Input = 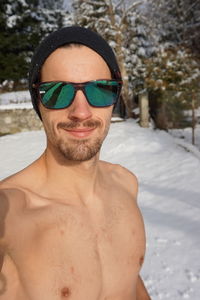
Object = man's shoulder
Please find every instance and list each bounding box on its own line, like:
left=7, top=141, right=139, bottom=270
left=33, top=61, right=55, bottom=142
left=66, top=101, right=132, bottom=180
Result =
left=0, top=161, right=36, bottom=195
left=101, top=160, right=138, bottom=180
left=0, top=156, right=40, bottom=193
left=0, top=175, right=27, bottom=209
left=115, top=163, right=138, bottom=180
left=100, top=161, right=138, bottom=196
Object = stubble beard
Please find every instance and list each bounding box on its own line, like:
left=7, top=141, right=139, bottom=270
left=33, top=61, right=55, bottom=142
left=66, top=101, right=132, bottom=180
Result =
left=49, top=119, right=110, bottom=162
left=57, top=136, right=103, bottom=161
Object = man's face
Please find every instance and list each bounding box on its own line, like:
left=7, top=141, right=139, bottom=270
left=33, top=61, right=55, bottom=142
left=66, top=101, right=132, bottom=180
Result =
left=39, top=45, right=113, bottom=162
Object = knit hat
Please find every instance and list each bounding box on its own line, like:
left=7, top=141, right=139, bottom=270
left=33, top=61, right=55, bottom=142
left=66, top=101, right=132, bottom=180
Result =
left=28, top=26, right=122, bottom=119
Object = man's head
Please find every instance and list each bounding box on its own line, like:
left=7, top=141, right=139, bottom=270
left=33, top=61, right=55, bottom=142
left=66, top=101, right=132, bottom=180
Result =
left=28, top=26, right=122, bottom=162
left=29, top=26, right=122, bottom=119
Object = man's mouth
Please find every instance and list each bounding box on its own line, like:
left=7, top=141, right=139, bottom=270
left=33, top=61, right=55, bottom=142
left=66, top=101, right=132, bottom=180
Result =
left=63, top=127, right=96, bottom=138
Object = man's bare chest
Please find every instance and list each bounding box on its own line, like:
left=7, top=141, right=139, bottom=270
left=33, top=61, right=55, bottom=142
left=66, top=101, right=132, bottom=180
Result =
left=7, top=193, right=145, bottom=298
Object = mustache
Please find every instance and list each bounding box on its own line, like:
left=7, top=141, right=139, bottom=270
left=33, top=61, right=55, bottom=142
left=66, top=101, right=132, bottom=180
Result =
left=57, top=119, right=102, bottom=130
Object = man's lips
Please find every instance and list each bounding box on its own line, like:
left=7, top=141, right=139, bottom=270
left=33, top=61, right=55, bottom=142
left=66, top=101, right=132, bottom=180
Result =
left=63, top=127, right=96, bottom=138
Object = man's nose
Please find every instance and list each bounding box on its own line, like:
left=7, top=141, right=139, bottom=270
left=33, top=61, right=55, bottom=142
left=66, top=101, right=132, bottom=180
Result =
left=67, top=90, right=92, bottom=121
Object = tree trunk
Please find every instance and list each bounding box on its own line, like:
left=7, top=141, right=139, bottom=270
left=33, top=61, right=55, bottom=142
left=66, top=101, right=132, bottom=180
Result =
left=107, top=0, right=133, bottom=117
left=139, top=92, right=149, bottom=128
left=191, top=93, right=196, bottom=145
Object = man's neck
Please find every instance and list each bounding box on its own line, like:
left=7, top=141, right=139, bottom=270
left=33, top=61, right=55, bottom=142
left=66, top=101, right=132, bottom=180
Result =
left=36, top=147, right=101, bottom=205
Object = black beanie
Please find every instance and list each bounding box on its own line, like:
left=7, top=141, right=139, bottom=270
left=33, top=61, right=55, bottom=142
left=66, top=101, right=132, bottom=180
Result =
left=29, top=26, right=122, bottom=119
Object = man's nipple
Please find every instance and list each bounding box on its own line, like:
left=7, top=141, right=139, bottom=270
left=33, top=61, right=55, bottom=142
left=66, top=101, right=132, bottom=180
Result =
left=61, top=287, right=71, bottom=298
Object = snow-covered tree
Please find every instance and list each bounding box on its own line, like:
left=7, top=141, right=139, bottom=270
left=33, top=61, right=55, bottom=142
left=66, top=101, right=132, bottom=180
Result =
left=143, top=45, right=200, bottom=130
left=145, top=47, right=199, bottom=92
left=0, top=0, right=41, bottom=84
left=139, top=0, right=200, bottom=131
left=72, top=0, right=156, bottom=118
left=147, top=0, right=200, bottom=57
left=0, top=0, right=69, bottom=86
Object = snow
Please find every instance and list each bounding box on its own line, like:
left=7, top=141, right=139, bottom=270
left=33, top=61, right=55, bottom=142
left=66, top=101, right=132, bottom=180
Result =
left=174, top=137, right=200, bottom=159
left=7, top=15, right=18, bottom=28
left=0, top=103, right=32, bottom=110
left=0, top=90, right=32, bottom=109
left=183, top=107, right=200, bottom=118
left=0, top=90, right=31, bottom=105
left=169, top=125, right=200, bottom=150
left=0, top=119, right=200, bottom=299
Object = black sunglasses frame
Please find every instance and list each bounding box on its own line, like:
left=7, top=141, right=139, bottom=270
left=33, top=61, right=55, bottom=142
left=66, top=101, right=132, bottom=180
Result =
left=32, top=79, right=123, bottom=109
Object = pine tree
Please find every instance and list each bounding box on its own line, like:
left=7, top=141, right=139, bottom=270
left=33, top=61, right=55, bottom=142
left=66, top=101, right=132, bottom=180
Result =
left=0, top=0, right=68, bottom=87
left=0, top=0, right=41, bottom=85
left=144, top=45, right=200, bottom=130
left=147, top=0, right=200, bottom=57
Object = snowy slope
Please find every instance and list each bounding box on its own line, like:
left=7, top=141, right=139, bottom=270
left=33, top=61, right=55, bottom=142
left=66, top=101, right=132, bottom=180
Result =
left=0, top=120, right=200, bottom=299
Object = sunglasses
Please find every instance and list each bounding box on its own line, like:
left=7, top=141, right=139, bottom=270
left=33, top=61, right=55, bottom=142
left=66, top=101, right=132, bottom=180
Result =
left=33, top=79, right=122, bottom=109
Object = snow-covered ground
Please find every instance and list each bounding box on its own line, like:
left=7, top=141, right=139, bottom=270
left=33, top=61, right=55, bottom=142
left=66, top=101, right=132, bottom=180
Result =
left=169, top=125, right=200, bottom=150
left=0, top=120, right=200, bottom=300
left=0, top=90, right=30, bottom=105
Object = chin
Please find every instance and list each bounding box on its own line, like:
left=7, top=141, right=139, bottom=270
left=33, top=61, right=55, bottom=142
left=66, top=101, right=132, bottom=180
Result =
left=56, top=135, right=103, bottom=162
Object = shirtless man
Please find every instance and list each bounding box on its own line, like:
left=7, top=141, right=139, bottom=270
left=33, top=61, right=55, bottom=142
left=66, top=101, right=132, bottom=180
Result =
left=0, top=26, right=151, bottom=300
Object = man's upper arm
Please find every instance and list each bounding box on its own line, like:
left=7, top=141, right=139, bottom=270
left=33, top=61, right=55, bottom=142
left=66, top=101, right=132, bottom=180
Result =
left=136, top=275, right=151, bottom=300
left=0, top=190, right=10, bottom=271
left=116, top=167, right=150, bottom=298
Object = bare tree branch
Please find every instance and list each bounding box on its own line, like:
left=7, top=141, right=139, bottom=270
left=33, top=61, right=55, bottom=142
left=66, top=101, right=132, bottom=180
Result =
left=115, top=0, right=125, bottom=10
left=119, top=0, right=142, bottom=26
left=183, top=0, right=199, bottom=19
left=126, top=0, right=143, bottom=14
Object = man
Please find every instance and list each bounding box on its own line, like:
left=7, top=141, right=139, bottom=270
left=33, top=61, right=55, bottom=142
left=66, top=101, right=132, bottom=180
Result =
left=0, top=26, right=151, bottom=299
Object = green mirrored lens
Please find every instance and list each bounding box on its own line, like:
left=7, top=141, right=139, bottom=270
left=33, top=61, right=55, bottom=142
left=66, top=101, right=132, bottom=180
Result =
left=39, top=82, right=74, bottom=109
left=85, top=80, right=120, bottom=107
